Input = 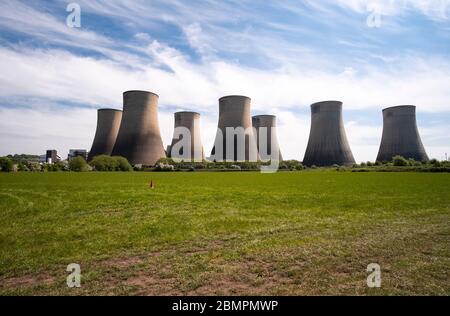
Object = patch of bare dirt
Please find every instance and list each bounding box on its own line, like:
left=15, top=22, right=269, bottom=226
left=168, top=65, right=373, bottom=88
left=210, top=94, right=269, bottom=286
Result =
left=99, top=254, right=148, bottom=269
left=123, top=272, right=179, bottom=296
left=0, top=273, right=55, bottom=289
left=188, top=259, right=294, bottom=296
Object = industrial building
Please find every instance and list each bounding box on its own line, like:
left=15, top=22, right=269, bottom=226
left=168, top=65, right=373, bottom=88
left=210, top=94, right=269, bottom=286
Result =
left=88, top=109, right=122, bottom=161
left=303, top=101, right=355, bottom=166
left=376, top=105, right=429, bottom=162
left=68, top=149, right=88, bottom=161
left=112, top=91, right=166, bottom=166
left=252, top=115, right=283, bottom=161
left=169, top=111, right=204, bottom=162
left=45, top=150, right=61, bottom=164
left=210, top=95, right=259, bottom=162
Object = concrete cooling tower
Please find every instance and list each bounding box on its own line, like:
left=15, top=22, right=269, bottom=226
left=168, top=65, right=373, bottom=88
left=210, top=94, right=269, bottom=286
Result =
left=169, top=111, right=204, bottom=162
left=111, top=91, right=166, bottom=165
left=210, top=96, right=259, bottom=162
left=376, top=105, right=429, bottom=162
left=252, top=115, right=283, bottom=161
left=87, top=109, right=122, bottom=161
left=303, top=101, right=355, bottom=166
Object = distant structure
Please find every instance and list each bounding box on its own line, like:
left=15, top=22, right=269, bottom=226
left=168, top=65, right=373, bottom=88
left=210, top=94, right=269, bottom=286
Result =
left=303, top=101, right=355, bottom=166
left=88, top=109, right=122, bottom=161
left=169, top=111, right=204, bottom=162
left=112, top=91, right=166, bottom=166
left=210, top=96, right=259, bottom=162
left=68, top=149, right=88, bottom=161
left=376, top=105, right=429, bottom=162
left=166, top=145, right=172, bottom=157
left=45, top=150, right=61, bottom=164
left=252, top=115, right=283, bottom=161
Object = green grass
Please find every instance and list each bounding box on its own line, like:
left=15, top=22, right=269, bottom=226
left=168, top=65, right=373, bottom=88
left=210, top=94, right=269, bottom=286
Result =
left=0, top=171, right=449, bottom=295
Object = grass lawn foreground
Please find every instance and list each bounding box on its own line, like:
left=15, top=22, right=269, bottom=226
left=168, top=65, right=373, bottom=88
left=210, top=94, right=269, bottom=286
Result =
left=0, top=171, right=449, bottom=295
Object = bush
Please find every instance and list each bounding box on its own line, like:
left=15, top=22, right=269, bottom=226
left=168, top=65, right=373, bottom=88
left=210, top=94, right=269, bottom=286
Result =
left=393, top=155, right=409, bottom=167
left=43, top=162, right=68, bottom=172
left=0, top=157, right=14, bottom=172
left=429, top=159, right=442, bottom=167
left=56, top=161, right=69, bottom=171
left=282, top=160, right=303, bottom=170
left=113, top=156, right=133, bottom=171
left=157, top=157, right=176, bottom=165
left=154, top=163, right=175, bottom=171
left=17, top=162, right=29, bottom=172
left=28, top=162, right=42, bottom=172
left=90, top=155, right=132, bottom=171
left=90, top=155, right=117, bottom=171
left=69, top=156, right=90, bottom=172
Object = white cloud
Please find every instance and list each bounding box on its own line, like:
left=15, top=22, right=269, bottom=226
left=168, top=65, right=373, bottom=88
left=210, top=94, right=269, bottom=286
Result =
left=183, top=23, right=216, bottom=57
left=2, top=44, right=450, bottom=112
left=332, top=0, right=450, bottom=20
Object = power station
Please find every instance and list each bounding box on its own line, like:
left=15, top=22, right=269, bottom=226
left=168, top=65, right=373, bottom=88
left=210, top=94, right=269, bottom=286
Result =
left=169, top=111, right=204, bottom=162
left=303, top=101, right=355, bottom=166
left=210, top=96, right=259, bottom=162
left=80, top=91, right=434, bottom=166
left=111, top=91, right=166, bottom=166
left=88, top=109, right=122, bottom=161
left=376, top=105, right=429, bottom=162
left=252, top=115, right=283, bottom=161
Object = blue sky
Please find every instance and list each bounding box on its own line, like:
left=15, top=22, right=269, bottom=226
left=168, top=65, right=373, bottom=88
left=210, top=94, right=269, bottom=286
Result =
left=0, top=0, right=449, bottom=161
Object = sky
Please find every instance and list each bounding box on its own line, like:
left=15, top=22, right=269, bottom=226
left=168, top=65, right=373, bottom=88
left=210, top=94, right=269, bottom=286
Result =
left=0, top=0, right=449, bottom=161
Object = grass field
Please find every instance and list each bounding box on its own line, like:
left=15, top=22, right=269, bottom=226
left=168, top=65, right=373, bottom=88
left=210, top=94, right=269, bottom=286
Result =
left=0, top=171, right=449, bottom=295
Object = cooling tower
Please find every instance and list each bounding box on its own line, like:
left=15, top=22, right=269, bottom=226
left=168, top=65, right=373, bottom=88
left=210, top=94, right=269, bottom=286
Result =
left=169, top=111, right=204, bottom=162
left=303, top=101, right=355, bottom=166
left=210, top=95, right=259, bottom=162
left=376, top=105, right=429, bottom=162
left=111, top=91, right=166, bottom=165
left=87, top=109, right=122, bottom=161
left=252, top=115, right=283, bottom=161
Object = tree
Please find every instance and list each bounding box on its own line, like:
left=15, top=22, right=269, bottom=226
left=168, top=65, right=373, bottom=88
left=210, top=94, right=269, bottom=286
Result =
left=393, top=155, right=408, bottom=167
left=17, top=162, right=29, bottom=172
left=0, top=157, right=14, bottom=172
left=408, top=158, right=421, bottom=167
left=429, top=159, right=442, bottom=167
left=69, top=156, right=89, bottom=172
left=90, top=155, right=116, bottom=171
left=28, top=162, right=42, bottom=172
left=156, top=157, right=176, bottom=165
left=90, top=155, right=132, bottom=171
left=112, top=156, right=133, bottom=171
left=281, top=160, right=303, bottom=171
